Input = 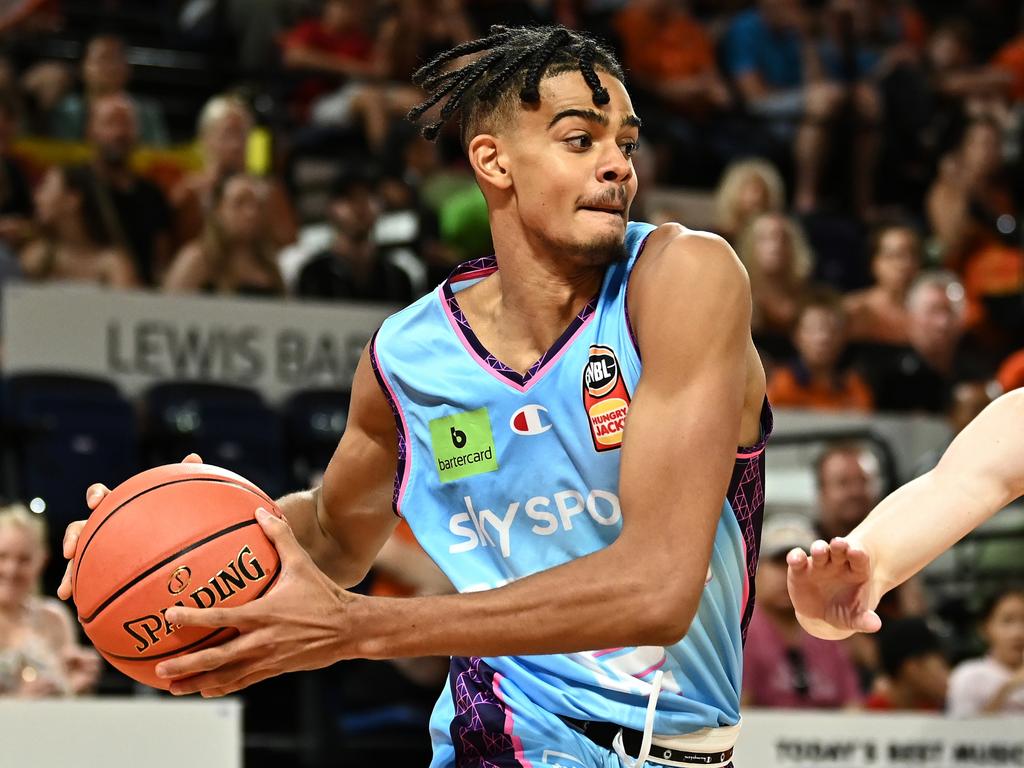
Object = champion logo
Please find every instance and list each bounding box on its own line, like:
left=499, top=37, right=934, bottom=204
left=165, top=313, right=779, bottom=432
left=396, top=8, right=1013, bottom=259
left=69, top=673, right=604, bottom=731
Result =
left=509, top=404, right=552, bottom=436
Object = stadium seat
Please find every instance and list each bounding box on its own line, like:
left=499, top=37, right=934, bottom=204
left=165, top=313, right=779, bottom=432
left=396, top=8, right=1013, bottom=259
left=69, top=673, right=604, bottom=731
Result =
left=141, top=382, right=289, bottom=499
left=281, top=388, right=350, bottom=488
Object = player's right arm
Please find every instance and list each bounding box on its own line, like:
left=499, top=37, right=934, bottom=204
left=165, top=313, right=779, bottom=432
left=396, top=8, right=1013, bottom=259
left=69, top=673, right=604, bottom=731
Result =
left=58, top=344, right=399, bottom=599
left=788, top=389, right=1024, bottom=639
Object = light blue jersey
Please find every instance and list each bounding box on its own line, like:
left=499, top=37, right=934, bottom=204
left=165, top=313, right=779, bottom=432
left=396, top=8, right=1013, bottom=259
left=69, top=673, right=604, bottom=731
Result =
left=370, top=221, right=771, bottom=762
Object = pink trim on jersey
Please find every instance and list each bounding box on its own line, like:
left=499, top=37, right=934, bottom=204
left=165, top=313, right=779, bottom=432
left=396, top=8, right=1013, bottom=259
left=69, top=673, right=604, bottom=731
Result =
left=439, top=284, right=597, bottom=394
left=493, top=672, right=534, bottom=768
left=370, top=343, right=412, bottom=517
left=591, top=647, right=625, bottom=658
left=450, top=267, right=497, bottom=284
left=635, top=657, right=667, bottom=680
left=740, top=535, right=751, bottom=616
left=736, top=446, right=766, bottom=459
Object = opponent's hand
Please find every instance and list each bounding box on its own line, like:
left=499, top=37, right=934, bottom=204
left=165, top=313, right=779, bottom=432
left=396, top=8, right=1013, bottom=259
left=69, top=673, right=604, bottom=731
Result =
left=58, top=454, right=204, bottom=600
left=155, top=508, right=358, bottom=697
left=786, top=537, right=883, bottom=641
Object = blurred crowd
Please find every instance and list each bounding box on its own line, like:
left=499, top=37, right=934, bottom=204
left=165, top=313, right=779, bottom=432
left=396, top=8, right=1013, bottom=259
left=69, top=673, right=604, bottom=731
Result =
left=0, top=0, right=1021, bottom=732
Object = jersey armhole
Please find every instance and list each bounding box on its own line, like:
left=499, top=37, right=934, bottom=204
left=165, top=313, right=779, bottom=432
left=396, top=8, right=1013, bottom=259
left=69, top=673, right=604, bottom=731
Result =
left=623, top=228, right=657, bottom=360
left=368, top=329, right=410, bottom=518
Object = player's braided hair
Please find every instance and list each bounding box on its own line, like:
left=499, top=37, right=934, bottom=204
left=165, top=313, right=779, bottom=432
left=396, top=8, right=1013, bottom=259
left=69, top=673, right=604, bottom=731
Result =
left=407, top=25, right=624, bottom=145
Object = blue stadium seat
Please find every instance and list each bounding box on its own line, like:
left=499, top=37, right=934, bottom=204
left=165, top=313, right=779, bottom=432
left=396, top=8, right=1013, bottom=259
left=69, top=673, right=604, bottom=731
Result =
left=141, top=382, right=288, bottom=499
left=281, top=388, right=350, bottom=488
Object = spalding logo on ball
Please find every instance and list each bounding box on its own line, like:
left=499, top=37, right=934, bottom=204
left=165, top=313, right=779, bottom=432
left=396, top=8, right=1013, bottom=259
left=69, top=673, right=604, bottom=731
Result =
left=72, top=463, right=282, bottom=690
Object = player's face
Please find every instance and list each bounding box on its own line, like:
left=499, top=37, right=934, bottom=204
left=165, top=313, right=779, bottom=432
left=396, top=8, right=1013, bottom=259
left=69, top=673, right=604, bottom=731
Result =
left=0, top=526, right=43, bottom=607
left=984, top=594, right=1024, bottom=665
left=505, top=70, right=640, bottom=267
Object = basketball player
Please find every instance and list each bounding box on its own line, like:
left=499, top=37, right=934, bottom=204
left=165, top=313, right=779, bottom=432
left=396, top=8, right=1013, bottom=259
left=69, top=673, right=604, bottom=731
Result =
left=59, top=26, right=770, bottom=767
left=787, top=389, right=1024, bottom=641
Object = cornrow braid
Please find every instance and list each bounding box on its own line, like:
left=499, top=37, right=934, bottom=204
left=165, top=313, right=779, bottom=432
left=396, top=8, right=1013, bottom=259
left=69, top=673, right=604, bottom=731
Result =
left=406, top=25, right=625, bottom=146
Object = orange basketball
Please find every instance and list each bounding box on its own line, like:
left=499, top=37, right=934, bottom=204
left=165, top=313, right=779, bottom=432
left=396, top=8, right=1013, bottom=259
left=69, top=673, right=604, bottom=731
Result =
left=72, top=463, right=282, bottom=689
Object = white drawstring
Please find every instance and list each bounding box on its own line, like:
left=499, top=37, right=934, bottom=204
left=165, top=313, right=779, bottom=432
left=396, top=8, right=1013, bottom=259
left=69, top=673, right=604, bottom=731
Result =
left=613, top=669, right=664, bottom=768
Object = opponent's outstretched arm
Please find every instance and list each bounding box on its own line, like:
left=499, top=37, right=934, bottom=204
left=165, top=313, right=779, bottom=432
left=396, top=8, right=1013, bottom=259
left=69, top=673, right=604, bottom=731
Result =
left=788, top=389, right=1024, bottom=640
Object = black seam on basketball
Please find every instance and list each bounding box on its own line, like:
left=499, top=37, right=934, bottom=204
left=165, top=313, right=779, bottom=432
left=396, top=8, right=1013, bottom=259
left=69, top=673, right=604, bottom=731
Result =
left=80, top=519, right=260, bottom=624
left=102, top=566, right=281, bottom=661
left=74, top=477, right=275, bottom=590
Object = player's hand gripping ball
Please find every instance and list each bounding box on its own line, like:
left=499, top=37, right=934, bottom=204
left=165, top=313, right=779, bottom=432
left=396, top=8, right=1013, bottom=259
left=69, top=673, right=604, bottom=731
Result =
left=72, top=463, right=282, bottom=689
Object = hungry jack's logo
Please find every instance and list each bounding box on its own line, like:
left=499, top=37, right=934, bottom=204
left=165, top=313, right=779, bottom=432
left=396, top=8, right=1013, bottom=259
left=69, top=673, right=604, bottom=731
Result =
left=582, top=345, right=630, bottom=452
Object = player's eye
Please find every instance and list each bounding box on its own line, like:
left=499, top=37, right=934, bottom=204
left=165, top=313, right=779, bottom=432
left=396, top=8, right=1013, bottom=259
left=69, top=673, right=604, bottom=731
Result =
left=620, top=140, right=640, bottom=158
left=565, top=134, right=593, bottom=150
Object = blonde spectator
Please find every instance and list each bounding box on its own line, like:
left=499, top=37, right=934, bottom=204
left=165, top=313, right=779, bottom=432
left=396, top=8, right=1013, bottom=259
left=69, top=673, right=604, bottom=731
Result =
left=164, top=173, right=285, bottom=297
left=19, top=165, right=137, bottom=288
left=737, top=212, right=814, bottom=338
left=714, top=158, right=785, bottom=243
left=171, top=94, right=297, bottom=249
left=0, top=504, right=100, bottom=697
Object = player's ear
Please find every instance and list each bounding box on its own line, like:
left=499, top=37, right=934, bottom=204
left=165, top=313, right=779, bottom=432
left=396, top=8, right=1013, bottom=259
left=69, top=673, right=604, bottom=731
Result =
left=467, top=134, right=512, bottom=191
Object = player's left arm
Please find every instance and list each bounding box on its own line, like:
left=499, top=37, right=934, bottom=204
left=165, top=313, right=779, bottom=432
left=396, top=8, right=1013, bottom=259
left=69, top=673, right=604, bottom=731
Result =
left=155, top=228, right=755, bottom=695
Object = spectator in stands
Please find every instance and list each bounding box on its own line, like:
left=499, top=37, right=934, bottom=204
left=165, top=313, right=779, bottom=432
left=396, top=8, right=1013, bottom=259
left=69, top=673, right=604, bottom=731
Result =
left=768, top=289, right=874, bottom=411
left=163, top=173, right=284, bottom=297
left=743, top=514, right=862, bottom=709
left=843, top=221, right=923, bottom=346
left=383, top=0, right=474, bottom=83
left=997, top=348, right=1024, bottom=392
left=713, top=158, right=786, bottom=245
left=0, top=91, right=33, bottom=251
left=947, top=588, right=1024, bottom=716
left=913, top=380, right=996, bottom=476
left=866, top=618, right=949, bottom=711
left=82, top=94, right=174, bottom=286
left=49, top=34, right=169, bottom=146
left=723, top=0, right=879, bottom=214
left=813, top=441, right=879, bottom=543
left=612, top=0, right=732, bottom=183
left=295, top=168, right=414, bottom=303
left=859, top=272, right=968, bottom=414
left=280, top=0, right=422, bottom=152
left=0, top=503, right=100, bottom=697
left=927, top=117, right=1024, bottom=338
left=19, top=165, right=136, bottom=288
left=737, top=212, right=814, bottom=354
left=171, top=94, right=297, bottom=249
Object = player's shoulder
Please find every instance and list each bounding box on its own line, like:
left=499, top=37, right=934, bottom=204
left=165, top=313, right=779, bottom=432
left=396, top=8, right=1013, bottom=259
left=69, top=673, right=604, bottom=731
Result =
left=376, top=285, right=442, bottom=344
left=632, top=221, right=747, bottom=291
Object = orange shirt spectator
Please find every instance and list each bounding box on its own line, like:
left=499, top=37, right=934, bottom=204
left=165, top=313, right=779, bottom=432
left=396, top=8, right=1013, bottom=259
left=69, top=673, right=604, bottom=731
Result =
left=997, top=349, right=1024, bottom=392
left=768, top=364, right=875, bottom=412
left=614, top=3, right=715, bottom=82
left=992, top=35, right=1024, bottom=101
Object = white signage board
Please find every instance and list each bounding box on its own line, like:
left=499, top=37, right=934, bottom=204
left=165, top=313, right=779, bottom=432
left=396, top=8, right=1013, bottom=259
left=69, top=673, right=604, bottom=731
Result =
left=2, top=284, right=397, bottom=402
left=736, top=710, right=1024, bottom=768
left=0, top=697, right=241, bottom=768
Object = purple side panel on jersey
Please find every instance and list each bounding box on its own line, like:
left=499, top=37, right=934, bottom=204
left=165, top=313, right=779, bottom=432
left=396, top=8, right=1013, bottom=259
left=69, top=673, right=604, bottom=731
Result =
left=449, top=656, right=524, bottom=768
left=369, top=331, right=409, bottom=517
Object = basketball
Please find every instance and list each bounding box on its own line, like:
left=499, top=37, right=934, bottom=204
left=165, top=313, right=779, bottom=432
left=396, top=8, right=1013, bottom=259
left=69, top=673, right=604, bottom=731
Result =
left=72, top=463, right=282, bottom=690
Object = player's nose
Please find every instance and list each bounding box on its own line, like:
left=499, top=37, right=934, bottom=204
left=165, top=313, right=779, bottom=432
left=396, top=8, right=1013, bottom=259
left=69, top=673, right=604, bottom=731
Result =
left=596, top=143, right=631, bottom=184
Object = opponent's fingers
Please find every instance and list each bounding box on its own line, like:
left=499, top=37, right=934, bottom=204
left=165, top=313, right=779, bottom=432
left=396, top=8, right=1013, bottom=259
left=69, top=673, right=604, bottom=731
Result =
left=85, top=484, right=110, bottom=510
left=164, top=603, right=258, bottom=631
left=828, top=537, right=850, bottom=568
left=809, top=539, right=832, bottom=567
left=851, top=610, right=882, bottom=634
left=62, top=521, right=86, bottom=558
left=182, top=453, right=203, bottom=464
left=845, top=544, right=872, bottom=575
left=156, top=631, right=260, bottom=680
left=57, top=559, right=74, bottom=601
left=786, top=547, right=809, bottom=570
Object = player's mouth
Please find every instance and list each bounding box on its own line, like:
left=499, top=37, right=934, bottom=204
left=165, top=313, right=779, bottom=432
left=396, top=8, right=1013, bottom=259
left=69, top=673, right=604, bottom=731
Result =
left=578, top=206, right=625, bottom=218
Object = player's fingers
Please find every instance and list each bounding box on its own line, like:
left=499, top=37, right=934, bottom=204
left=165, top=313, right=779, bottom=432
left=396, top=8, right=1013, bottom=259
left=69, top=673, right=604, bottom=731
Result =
left=57, top=559, right=74, bottom=601
left=62, top=521, right=86, bottom=558
left=156, top=632, right=260, bottom=681
left=85, top=484, right=110, bottom=510
left=254, top=507, right=302, bottom=560
left=200, top=668, right=273, bottom=698
left=168, top=661, right=254, bottom=696
left=182, top=453, right=203, bottom=464
left=164, top=603, right=257, bottom=631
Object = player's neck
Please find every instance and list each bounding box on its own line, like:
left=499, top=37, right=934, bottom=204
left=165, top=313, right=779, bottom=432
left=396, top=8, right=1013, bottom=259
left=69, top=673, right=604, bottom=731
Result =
left=457, top=247, right=604, bottom=375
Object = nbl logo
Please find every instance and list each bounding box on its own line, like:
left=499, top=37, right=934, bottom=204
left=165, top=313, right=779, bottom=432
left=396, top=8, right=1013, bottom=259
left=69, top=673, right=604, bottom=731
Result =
left=581, top=345, right=631, bottom=452
left=583, top=348, right=618, bottom=398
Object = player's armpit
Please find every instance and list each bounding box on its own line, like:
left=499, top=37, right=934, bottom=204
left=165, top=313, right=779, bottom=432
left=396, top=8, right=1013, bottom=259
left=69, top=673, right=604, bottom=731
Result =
left=616, top=227, right=754, bottom=640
